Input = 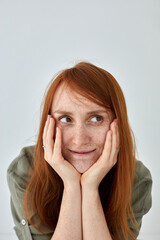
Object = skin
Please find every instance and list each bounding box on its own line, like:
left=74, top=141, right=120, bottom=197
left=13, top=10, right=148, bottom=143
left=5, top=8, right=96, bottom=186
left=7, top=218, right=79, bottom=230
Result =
left=43, top=82, right=120, bottom=189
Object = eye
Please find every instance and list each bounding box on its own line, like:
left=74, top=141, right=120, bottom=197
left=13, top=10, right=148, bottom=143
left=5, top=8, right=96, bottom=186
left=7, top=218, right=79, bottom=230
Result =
left=59, top=116, right=71, bottom=123
left=90, top=115, right=103, bottom=122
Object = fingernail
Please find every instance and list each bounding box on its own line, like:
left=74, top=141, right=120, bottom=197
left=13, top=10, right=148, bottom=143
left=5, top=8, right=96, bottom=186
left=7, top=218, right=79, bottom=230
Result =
left=47, top=115, right=50, bottom=121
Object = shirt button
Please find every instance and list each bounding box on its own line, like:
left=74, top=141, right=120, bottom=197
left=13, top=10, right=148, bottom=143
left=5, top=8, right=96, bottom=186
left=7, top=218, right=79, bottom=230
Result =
left=21, top=219, right=26, bottom=225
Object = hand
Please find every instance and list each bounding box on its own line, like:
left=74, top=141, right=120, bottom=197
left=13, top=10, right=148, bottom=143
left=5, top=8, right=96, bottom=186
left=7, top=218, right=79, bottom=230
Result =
left=81, top=118, right=120, bottom=190
left=42, top=115, right=81, bottom=187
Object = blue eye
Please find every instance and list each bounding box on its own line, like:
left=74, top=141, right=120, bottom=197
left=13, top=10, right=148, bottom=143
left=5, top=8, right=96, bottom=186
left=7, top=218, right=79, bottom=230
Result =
left=59, top=116, right=71, bottom=123
left=91, top=116, right=103, bottom=122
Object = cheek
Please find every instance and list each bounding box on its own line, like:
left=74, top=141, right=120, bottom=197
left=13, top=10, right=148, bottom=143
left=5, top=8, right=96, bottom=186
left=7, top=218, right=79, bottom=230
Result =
left=90, top=123, right=110, bottom=150
left=95, top=128, right=108, bottom=150
left=59, top=127, right=70, bottom=147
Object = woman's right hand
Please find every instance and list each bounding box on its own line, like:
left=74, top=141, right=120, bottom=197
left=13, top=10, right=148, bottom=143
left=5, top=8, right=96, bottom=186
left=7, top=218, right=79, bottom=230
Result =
left=42, top=115, right=81, bottom=188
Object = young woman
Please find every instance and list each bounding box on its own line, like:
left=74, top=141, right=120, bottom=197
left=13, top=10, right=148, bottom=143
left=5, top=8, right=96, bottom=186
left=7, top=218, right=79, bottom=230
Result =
left=7, top=61, right=152, bottom=240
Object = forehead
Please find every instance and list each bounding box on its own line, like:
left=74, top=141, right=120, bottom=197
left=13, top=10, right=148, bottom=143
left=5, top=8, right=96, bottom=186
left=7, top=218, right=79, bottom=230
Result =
left=51, top=82, right=106, bottom=112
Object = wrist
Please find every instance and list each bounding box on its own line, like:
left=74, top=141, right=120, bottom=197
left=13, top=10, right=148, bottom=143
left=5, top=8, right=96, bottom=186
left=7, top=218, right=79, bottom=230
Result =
left=82, top=184, right=100, bottom=203
left=64, top=181, right=81, bottom=191
left=81, top=175, right=100, bottom=191
left=81, top=182, right=99, bottom=193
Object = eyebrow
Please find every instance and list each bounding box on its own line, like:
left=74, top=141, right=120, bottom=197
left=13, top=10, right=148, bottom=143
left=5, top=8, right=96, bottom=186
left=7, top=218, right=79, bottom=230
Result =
left=53, top=110, right=108, bottom=115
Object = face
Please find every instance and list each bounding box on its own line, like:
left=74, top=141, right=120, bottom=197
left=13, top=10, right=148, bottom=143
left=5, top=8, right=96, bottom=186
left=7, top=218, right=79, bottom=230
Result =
left=51, top=83, right=114, bottom=174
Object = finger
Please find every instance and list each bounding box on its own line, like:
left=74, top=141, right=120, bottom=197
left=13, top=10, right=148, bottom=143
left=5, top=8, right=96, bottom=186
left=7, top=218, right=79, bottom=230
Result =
left=53, top=127, right=62, bottom=161
left=113, top=120, right=120, bottom=151
left=46, top=117, right=55, bottom=156
left=101, top=130, right=112, bottom=162
left=42, top=115, right=50, bottom=144
left=47, top=117, right=55, bottom=144
left=110, top=123, right=118, bottom=161
left=111, top=118, right=120, bottom=150
left=116, top=125, right=120, bottom=149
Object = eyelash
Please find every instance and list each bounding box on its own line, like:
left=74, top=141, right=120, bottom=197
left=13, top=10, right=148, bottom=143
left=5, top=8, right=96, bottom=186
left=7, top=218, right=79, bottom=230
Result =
left=58, top=115, right=104, bottom=124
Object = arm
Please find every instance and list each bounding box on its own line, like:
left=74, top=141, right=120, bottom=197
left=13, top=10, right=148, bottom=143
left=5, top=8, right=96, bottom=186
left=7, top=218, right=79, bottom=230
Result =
left=80, top=120, right=119, bottom=240
left=43, top=117, right=83, bottom=239
left=82, top=184, right=112, bottom=240
left=51, top=182, right=82, bottom=240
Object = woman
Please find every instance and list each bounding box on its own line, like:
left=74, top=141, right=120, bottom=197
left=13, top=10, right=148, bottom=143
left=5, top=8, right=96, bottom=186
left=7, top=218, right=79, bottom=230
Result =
left=7, top=61, right=152, bottom=240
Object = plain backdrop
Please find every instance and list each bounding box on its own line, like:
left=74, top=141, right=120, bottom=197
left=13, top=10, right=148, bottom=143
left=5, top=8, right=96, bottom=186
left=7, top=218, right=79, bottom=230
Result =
left=0, top=0, right=159, bottom=239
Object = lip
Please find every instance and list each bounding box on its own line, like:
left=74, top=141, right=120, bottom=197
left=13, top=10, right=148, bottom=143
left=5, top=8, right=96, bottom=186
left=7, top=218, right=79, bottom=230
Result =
left=69, top=149, right=96, bottom=155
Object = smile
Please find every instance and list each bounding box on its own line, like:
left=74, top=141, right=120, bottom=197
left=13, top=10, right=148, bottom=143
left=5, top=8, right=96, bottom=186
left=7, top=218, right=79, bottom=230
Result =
left=69, top=149, right=96, bottom=156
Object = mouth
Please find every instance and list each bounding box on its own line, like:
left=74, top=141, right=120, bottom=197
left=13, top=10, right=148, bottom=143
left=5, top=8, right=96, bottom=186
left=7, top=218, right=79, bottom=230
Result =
left=69, top=149, right=96, bottom=156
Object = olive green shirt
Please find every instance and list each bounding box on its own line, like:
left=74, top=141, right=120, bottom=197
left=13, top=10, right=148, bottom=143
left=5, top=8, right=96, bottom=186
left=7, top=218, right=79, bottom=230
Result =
left=7, top=145, right=152, bottom=240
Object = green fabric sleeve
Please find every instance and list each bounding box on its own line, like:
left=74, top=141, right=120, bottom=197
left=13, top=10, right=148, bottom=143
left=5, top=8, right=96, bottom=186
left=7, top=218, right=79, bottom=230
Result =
left=7, top=146, right=53, bottom=240
left=127, top=160, right=153, bottom=239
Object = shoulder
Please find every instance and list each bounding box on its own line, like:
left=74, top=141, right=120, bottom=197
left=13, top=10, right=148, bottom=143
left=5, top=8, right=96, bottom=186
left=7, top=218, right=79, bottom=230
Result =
left=132, top=159, right=153, bottom=215
left=7, top=145, right=54, bottom=239
left=7, top=145, right=35, bottom=188
left=126, top=159, right=153, bottom=237
left=134, top=159, right=152, bottom=182
left=133, top=159, right=153, bottom=197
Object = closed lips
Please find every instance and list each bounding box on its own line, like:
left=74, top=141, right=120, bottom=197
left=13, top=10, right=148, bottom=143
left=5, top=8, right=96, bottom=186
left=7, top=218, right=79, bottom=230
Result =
left=69, top=149, right=96, bottom=154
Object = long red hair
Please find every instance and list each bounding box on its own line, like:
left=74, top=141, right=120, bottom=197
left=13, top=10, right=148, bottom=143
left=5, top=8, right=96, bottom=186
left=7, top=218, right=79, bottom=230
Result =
left=23, top=61, right=139, bottom=239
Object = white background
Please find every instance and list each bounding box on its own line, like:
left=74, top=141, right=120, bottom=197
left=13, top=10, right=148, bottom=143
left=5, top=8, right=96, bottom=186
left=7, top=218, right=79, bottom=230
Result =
left=0, top=0, right=159, bottom=239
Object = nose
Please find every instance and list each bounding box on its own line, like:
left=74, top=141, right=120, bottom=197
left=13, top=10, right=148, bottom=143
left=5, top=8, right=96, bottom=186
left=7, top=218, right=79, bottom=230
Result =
left=71, top=124, right=91, bottom=146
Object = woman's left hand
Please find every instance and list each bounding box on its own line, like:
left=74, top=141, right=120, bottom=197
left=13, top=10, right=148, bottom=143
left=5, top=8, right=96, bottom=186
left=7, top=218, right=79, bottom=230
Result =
left=81, top=118, right=120, bottom=190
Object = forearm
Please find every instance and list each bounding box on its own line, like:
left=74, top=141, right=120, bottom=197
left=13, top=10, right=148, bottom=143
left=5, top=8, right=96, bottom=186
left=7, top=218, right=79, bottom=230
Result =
left=82, top=185, right=112, bottom=240
left=51, top=183, right=82, bottom=240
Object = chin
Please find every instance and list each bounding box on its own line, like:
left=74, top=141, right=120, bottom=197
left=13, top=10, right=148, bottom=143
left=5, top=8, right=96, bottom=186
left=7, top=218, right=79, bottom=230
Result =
left=63, top=150, right=100, bottom=173
left=69, top=159, right=96, bottom=174
left=74, top=165, right=90, bottom=174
